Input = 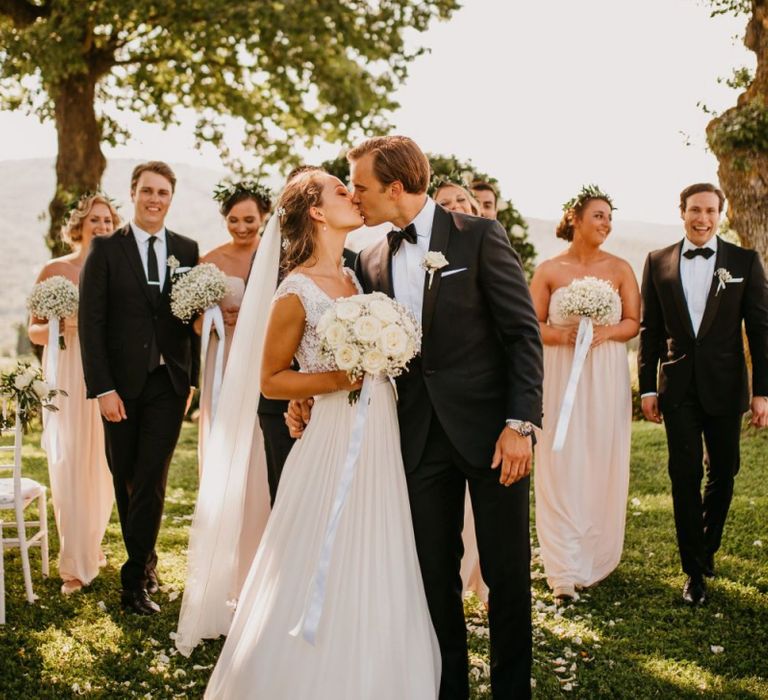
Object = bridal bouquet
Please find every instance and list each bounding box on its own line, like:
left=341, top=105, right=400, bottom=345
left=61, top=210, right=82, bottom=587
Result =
left=556, top=276, right=617, bottom=325
left=27, top=276, right=79, bottom=349
left=317, top=292, right=421, bottom=386
left=170, top=263, right=229, bottom=322
left=0, top=361, right=66, bottom=433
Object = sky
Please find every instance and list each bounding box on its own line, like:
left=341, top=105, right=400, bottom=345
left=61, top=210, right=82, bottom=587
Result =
left=0, top=0, right=753, bottom=225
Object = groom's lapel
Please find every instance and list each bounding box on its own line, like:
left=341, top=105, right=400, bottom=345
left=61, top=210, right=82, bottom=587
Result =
left=373, top=238, right=394, bottom=297
left=662, top=240, right=695, bottom=338
left=118, top=225, right=155, bottom=306
left=697, top=237, right=727, bottom=339
left=420, top=205, right=451, bottom=342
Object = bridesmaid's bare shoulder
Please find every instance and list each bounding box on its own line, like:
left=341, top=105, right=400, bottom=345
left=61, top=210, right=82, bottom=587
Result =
left=36, top=254, right=81, bottom=283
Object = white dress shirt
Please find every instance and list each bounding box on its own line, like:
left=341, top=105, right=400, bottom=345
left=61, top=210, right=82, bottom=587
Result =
left=680, top=235, right=718, bottom=336
left=131, top=222, right=168, bottom=289
left=391, top=197, right=435, bottom=323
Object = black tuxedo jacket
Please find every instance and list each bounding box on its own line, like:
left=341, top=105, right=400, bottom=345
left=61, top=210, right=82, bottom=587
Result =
left=639, top=237, right=768, bottom=414
left=356, top=205, right=543, bottom=471
left=79, top=224, right=201, bottom=400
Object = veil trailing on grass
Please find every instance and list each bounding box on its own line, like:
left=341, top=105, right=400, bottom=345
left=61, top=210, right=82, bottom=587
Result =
left=175, top=213, right=281, bottom=656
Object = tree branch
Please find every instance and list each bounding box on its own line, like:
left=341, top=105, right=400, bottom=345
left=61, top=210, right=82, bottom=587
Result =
left=0, top=0, right=50, bottom=26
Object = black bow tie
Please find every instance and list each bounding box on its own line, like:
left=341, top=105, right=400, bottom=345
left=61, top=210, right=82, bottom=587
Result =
left=683, top=247, right=714, bottom=260
left=387, top=223, right=417, bottom=256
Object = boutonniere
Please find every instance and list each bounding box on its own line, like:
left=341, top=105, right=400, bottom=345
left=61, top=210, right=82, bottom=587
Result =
left=167, top=255, right=180, bottom=274
left=421, top=251, right=449, bottom=290
left=714, top=267, right=744, bottom=295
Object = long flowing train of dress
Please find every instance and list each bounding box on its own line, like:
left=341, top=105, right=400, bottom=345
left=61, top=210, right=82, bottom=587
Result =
left=42, top=317, right=113, bottom=584
left=534, top=284, right=631, bottom=591
left=204, top=273, right=440, bottom=699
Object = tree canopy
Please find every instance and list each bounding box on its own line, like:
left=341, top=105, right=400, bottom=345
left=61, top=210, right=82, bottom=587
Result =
left=0, top=0, right=459, bottom=252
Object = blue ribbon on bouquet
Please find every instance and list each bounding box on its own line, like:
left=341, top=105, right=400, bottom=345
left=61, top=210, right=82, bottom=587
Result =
left=291, top=373, right=374, bottom=645
left=552, top=317, right=593, bottom=452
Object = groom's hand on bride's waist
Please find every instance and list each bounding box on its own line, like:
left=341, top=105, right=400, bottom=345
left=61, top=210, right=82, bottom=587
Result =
left=285, top=398, right=314, bottom=438
left=491, top=428, right=533, bottom=486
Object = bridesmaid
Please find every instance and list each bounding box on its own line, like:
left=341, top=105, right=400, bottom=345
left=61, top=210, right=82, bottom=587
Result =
left=194, top=181, right=271, bottom=471
left=529, top=187, right=640, bottom=602
left=433, top=180, right=481, bottom=215
left=28, top=193, right=119, bottom=595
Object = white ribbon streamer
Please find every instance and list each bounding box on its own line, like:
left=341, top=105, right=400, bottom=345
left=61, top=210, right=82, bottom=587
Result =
left=201, top=306, right=226, bottom=421
left=552, top=317, right=593, bottom=452
left=41, top=318, right=62, bottom=463
left=291, top=374, right=375, bottom=645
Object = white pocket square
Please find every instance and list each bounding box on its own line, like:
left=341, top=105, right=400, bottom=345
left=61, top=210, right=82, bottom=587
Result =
left=441, top=267, right=468, bottom=278
left=173, top=266, right=192, bottom=275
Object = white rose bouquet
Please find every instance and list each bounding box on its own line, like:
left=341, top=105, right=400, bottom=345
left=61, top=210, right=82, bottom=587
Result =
left=27, top=276, right=79, bottom=349
left=556, top=276, right=617, bottom=326
left=317, top=291, right=421, bottom=401
left=170, top=263, right=229, bottom=323
left=0, top=361, right=66, bottom=433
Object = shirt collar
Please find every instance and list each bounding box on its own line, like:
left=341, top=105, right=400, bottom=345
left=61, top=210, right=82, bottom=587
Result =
left=131, top=221, right=166, bottom=245
left=682, top=234, right=717, bottom=255
left=408, top=197, right=435, bottom=239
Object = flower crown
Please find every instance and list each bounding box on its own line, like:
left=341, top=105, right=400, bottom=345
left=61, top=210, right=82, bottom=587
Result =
left=427, top=170, right=475, bottom=197
left=213, top=180, right=272, bottom=210
left=562, top=184, right=615, bottom=213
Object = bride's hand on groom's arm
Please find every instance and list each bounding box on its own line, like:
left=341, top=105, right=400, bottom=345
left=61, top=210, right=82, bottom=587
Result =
left=491, top=428, right=532, bottom=486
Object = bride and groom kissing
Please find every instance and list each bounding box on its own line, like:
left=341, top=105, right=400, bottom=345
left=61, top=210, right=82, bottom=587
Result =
left=185, top=135, right=544, bottom=699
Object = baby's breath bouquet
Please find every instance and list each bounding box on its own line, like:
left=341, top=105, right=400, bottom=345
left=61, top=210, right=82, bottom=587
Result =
left=27, top=276, right=79, bottom=349
left=0, top=361, right=66, bottom=432
left=170, top=263, right=229, bottom=323
left=317, top=292, right=421, bottom=401
left=556, top=277, right=617, bottom=326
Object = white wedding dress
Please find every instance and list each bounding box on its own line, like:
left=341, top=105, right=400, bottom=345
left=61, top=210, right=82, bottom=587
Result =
left=205, top=272, right=440, bottom=699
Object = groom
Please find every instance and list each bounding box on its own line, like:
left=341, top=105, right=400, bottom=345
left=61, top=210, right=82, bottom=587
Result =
left=292, top=137, right=543, bottom=698
left=639, top=182, right=768, bottom=606
left=80, top=161, right=200, bottom=614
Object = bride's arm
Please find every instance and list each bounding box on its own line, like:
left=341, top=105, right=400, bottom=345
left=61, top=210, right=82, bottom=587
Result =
left=261, top=294, right=361, bottom=400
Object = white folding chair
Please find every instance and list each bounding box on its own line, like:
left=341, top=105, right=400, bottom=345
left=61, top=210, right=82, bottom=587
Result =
left=0, top=409, right=49, bottom=606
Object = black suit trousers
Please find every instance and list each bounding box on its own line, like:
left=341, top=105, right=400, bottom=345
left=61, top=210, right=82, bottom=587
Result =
left=258, top=411, right=295, bottom=505
left=406, top=411, right=531, bottom=700
left=102, top=367, right=187, bottom=590
left=662, top=386, right=742, bottom=577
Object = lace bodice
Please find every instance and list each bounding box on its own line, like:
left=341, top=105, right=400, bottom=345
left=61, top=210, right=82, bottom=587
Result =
left=274, top=270, right=362, bottom=372
left=548, top=281, right=622, bottom=327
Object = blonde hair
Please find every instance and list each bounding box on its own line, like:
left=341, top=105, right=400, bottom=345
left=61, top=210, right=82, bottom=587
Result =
left=61, top=193, right=121, bottom=246
left=434, top=183, right=481, bottom=216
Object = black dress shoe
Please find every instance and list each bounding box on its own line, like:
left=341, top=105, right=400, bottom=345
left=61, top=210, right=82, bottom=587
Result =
left=682, top=576, right=707, bottom=606
left=703, top=553, right=715, bottom=578
left=121, top=588, right=161, bottom=615
left=146, top=569, right=161, bottom=595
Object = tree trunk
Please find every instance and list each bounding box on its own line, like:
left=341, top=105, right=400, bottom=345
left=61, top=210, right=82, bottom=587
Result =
left=47, top=70, right=106, bottom=257
left=707, top=0, right=768, bottom=265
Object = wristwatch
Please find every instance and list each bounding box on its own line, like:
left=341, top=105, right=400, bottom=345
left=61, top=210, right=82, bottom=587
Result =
left=505, top=419, right=534, bottom=437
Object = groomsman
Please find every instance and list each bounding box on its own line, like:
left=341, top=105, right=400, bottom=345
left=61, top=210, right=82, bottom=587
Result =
left=470, top=180, right=499, bottom=220
left=639, top=182, right=768, bottom=605
left=80, top=161, right=200, bottom=614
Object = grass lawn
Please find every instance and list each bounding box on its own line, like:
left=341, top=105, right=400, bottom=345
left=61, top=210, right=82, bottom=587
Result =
left=0, top=421, right=766, bottom=699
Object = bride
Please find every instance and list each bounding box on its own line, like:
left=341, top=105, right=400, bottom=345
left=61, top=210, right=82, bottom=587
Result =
left=203, top=168, right=440, bottom=698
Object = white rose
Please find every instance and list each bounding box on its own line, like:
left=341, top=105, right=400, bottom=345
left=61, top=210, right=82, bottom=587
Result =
left=334, top=344, right=360, bottom=372
left=361, top=349, right=387, bottom=375
left=423, top=251, right=449, bottom=270
left=369, top=299, right=400, bottom=324
left=353, top=315, right=382, bottom=343
left=378, top=324, right=408, bottom=358
left=32, top=379, right=50, bottom=399
left=14, top=371, right=34, bottom=390
left=324, top=321, right=348, bottom=348
left=316, top=309, right=334, bottom=336
left=335, top=300, right=362, bottom=321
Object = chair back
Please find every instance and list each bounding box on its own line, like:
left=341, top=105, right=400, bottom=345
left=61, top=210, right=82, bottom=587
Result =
left=0, top=407, right=23, bottom=511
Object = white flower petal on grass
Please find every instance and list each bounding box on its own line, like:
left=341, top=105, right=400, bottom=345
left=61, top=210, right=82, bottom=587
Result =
left=754, top=540, right=763, bottom=547
left=710, top=645, right=724, bottom=654
left=97, top=600, right=107, bottom=612
left=168, top=590, right=179, bottom=602
left=631, top=497, right=641, bottom=506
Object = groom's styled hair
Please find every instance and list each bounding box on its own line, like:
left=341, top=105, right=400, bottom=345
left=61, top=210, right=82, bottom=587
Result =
left=347, top=136, right=430, bottom=195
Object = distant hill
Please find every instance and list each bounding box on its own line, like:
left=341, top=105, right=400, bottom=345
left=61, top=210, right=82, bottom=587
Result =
left=3, top=158, right=682, bottom=355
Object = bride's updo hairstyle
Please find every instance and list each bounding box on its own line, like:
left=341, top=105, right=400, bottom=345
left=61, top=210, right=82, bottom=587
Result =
left=556, top=184, right=614, bottom=242
left=276, top=167, right=327, bottom=272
